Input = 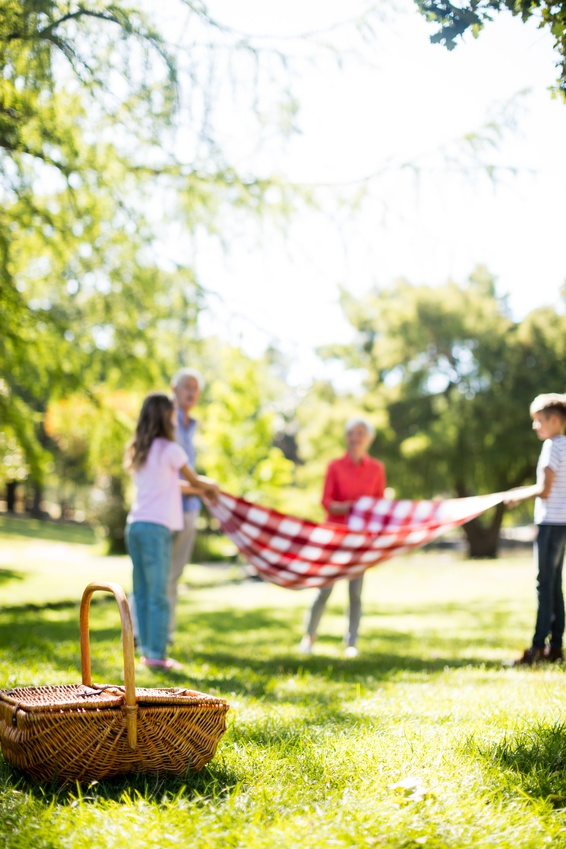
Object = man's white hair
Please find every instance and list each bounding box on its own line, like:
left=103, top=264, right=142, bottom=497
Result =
left=345, top=416, right=375, bottom=440
left=171, top=367, right=204, bottom=390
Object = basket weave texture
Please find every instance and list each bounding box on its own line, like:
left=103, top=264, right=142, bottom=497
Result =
left=0, top=582, right=229, bottom=783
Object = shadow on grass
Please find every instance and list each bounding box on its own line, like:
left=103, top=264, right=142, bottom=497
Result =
left=0, top=696, right=368, bottom=804
left=183, top=575, right=249, bottom=590
left=0, top=595, right=120, bottom=614
left=0, top=514, right=97, bottom=545
left=0, top=756, right=241, bottom=807
left=472, top=722, right=566, bottom=805
left=0, top=568, right=24, bottom=586
left=193, top=648, right=501, bottom=700
left=0, top=599, right=515, bottom=687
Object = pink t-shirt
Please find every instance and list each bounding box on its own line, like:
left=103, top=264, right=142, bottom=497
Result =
left=127, top=438, right=188, bottom=531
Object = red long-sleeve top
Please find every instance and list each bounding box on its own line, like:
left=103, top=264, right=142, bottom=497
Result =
left=322, top=453, right=386, bottom=525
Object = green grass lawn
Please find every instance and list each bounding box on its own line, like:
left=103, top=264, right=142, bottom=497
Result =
left=1, top=519, right=566, bottom=848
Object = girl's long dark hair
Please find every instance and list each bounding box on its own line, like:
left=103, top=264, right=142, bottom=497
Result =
left=125, top=392, right=176, bottom=471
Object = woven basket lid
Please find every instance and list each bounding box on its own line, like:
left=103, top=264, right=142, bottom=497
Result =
left=0, top=684, right=228, bottom=712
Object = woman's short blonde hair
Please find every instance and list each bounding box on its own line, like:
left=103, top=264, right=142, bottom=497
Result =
left=345, top=417, right=375, bottom=440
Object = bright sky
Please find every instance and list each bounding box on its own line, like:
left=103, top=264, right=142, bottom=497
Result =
left=181, top=1, right=566, bottom=386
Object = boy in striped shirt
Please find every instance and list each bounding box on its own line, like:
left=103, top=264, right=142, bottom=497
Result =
left=505, top=393, right=566, bottom=665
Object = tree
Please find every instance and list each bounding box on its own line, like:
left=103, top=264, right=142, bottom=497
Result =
left=196, top=343, right=295, bottom=510
left=42, top=342, right=297, bottom=549
left=0, top=1, right=303, bottom=510
left=1, top=2, right=522, bottom=527
left=0, top=1, right=185, bottom=500
left=44, top=388, right=142, bottom=546
left=415, top=0, right=566, bottom=99
left=322, top=267, right=566, bottom=557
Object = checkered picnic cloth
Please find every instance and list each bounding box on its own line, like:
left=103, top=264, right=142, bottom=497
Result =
left=207, top=490, right=505, bottom=589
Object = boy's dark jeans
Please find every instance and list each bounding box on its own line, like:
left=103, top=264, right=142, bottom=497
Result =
left=533, top=523, right=566, bottom=649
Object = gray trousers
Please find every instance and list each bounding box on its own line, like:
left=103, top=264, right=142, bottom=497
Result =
left=167, top=510, right=198, bottom=640
left=304, top=575, right=364, bottom=647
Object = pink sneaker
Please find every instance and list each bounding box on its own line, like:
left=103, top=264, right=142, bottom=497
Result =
left=142, top=657, right=183, bottom=671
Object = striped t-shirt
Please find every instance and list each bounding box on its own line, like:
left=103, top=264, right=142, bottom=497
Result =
left=534, top=435, right=566, bottom=525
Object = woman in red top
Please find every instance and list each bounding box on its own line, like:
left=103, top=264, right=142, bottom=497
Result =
left=299, top=418, right=386, bottom=657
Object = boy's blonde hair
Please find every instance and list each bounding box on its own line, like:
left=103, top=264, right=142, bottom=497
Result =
left=530, top=393, right=566, bottom=419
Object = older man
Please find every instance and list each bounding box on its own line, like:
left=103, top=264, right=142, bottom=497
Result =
left=167, top=367, right=205, bottom=643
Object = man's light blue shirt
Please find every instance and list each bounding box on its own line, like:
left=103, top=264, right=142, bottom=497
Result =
left=176, top=410, right=200, bottom=514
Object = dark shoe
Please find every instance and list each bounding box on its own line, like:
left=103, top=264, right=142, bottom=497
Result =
left=544, top=646, right=563, bottom=663
left=514, top=647, right=545, bottom=666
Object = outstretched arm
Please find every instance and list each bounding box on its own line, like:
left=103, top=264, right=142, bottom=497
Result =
left=180, top=464, right=220, bottom=503
left=179, top=481, right=201, bottom=496
left=504, top=467, right=555, bottom=506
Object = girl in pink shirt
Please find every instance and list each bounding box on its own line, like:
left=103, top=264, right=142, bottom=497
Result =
left=125, top=392, right=219, bottom=670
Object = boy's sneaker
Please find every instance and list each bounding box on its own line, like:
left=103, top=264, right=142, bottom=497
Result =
left=544, top=646, right=563, bottom=663
left=513, top=646, right=545, bottom=666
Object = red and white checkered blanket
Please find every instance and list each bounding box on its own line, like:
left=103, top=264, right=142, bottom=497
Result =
left=207, top=491, right=505, bottom=589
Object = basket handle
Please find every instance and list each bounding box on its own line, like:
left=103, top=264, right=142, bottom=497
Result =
left=80, top=581, right=138, bottom=749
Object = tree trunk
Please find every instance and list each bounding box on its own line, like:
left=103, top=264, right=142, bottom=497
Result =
left=27, top=420, right=51, bottom=518
left=29, top=481, right=44, bottom=518
left=94, top=475, right=129, bottom=554
left=461, top=502, right=505, bottom=558
left=6, top=481, right=18, bottom=513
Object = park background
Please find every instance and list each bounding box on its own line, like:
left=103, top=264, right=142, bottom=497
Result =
left=2, top=2, right=566, bottom=847
left=2, top=0, right=566, bottom=561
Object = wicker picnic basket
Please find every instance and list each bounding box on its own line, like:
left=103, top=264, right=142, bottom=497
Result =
left=0, top=581, right=229, bottom=783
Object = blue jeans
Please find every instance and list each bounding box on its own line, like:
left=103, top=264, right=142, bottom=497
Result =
left=532, top=524, right=566, bottom=650
left=126, top=521, right=172, bottom=660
